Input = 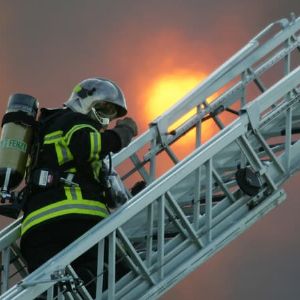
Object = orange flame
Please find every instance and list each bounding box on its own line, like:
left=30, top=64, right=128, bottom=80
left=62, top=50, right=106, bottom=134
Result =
left=144, top=70, right=219, bottom=157
left=144, top=70, right=205, bottom=122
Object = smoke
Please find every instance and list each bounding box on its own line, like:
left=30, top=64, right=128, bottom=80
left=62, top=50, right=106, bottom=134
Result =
left=1, top=1, right=298, bottom=109
left=0, top=1, right=300, bottom=299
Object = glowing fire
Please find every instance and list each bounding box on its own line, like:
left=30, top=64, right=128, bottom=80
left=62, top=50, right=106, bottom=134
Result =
left=144, top=71, right=206, bottom=123
left=144, top=71, right=215, bottom=154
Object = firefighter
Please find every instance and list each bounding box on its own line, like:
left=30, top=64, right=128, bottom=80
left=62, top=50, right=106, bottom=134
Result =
left=20, top=77, right=138, bottom=296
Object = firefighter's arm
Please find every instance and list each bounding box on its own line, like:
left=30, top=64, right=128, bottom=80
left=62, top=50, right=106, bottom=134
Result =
left=97, top=117, right=138, bottom=156
left=110, top=117, right=138, bottom=148
left=67, top=118, right=137, bottom=161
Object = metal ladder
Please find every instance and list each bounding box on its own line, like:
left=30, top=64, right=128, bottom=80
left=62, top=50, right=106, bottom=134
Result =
left=0, top=13, right=299, bottom=300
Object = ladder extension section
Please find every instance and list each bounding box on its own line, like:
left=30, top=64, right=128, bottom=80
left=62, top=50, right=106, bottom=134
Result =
left=0, top=13, right=300, bottom=300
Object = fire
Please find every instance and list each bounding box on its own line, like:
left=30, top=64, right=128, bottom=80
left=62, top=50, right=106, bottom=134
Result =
left=144, top=71, right=216, bottom=154
left=144, top=71, right=206, bottom=122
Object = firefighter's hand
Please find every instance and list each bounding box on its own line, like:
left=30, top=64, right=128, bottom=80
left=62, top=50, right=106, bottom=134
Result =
left=116, top=117, right=138, bottom=137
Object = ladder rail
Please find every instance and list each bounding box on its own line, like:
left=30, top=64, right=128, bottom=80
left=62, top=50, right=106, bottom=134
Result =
left=113, top=16, right=300, bottom=184
left=0, top=117, right=248, bottom=299
left=150, top=16, right=300, bottom=137
left=3, top=74, right=299, bottom=298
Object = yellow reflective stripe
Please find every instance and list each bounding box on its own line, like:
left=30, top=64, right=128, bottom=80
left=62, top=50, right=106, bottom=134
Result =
left=91, top=160, right=102, bottom=181
left=44, top=130, right=63, bottom=144
left=55, top=140, right=74, bottom=165
left=65, top=124, right=99, bottom=145
left=44, top=130, right=73, bottom=165
left=64, top=186, right=82, bottom=201
left=21, top=199, right=108, bottom=236
left=43, top=125, right=101, bottom=166
left=89, top=131, right=101, bottom=161
left=25, top=199, right=107, bottom=220
left=65, top=167, right=77, bottom=173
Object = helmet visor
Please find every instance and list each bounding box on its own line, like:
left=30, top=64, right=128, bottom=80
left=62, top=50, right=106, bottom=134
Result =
left=94, top=101, right=118, bottom=119
left=89, top=101, right=119, bottom=126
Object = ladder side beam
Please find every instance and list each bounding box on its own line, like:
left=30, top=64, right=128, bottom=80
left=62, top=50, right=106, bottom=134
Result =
left=153, top=17, right=300, bottom=130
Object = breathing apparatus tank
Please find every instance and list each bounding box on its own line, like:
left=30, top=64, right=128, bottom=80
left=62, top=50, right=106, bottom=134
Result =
left=0, top=94, right=38, bottom=212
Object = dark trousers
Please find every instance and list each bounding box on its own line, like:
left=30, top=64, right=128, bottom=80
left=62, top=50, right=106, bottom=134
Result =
left=20, top=219, right=129, bottom=298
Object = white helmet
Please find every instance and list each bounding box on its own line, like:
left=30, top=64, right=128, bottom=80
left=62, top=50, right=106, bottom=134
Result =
left=64, top=78, right=127, bottom=126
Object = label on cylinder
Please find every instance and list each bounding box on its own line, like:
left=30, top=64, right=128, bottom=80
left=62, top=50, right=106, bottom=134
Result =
left=0, top=138, right=27, bottom=153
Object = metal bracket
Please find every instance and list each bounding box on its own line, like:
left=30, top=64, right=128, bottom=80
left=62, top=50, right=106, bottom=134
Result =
left=150, top=120, right=168, bottom=148
left=241, top=105, right=260, bottom=131
left=21, top=269, right=83, bottom=292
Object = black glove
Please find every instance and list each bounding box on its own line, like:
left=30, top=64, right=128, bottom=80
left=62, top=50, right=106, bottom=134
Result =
left=116, top=117, right=138, bottom=137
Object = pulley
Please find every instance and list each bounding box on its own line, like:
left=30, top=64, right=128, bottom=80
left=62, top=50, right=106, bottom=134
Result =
left=235, top=166, right=262, bottom=196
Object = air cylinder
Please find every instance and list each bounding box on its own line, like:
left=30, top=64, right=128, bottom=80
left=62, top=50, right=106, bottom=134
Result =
left=0, top=94, right=39, bottom=192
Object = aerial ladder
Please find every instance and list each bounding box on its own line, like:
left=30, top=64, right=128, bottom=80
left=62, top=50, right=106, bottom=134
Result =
left=0, top=13, right=299, bottom=300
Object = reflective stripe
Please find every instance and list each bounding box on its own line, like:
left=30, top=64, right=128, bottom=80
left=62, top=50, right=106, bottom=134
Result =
left=91, top=160, right=102, bottom=181
left=65, top=124, right=99, bottom=145
left=49, top=125, right=102, bottom=166
left=65, top=186, right=82, bottom=200
left=89, top=131, right=101, bottom=161
left=55, top=142, right=72, bottom=165
left=44, top=130, right=73, bottom=165
left=21, top=199, right=108, bottom=236
left=43, top=125, right=102, bottom=168
left=44, top=131, right=63, bottom=143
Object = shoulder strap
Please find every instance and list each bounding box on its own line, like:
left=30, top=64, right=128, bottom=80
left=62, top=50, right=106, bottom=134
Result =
left=25, top=108, right=65, bottom=182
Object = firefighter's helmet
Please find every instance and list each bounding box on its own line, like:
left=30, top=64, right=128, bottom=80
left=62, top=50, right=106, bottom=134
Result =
left=64, top=78, right=127, bottom=125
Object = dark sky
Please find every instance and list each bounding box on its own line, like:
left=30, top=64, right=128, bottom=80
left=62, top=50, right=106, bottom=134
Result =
left=0, top=1, right=300, bottom=299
